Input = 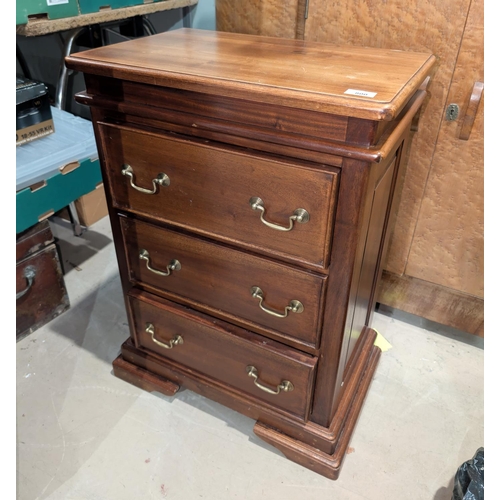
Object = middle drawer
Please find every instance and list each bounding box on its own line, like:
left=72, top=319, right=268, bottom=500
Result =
left=120, top=217, right=327, bottom=347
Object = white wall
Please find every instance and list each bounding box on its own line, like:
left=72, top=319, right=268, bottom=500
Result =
left=148, top=0, right=215, bottom=31
left=190, top=0, right=215, bottom=30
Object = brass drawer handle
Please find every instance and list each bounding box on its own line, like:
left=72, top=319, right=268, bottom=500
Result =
left=246, top=366, right=294, bottom=394
left=249, top=197, right=309, bottom=232
left=16, top=265, right=36, bottom=300
left=139, top=249, right=181, bottom=276
left=122, top=164, right=170, bottom=194
left=250, top=286, right=304, bottom=318
left=146, top=323, right=183, bottom=349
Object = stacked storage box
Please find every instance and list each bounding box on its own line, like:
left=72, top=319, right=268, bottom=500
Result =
left=16, top=0, right=165, bottom=25
left=16, top=0, right=79, bottom=25
left=78, top=0, right=164, bottom=15
left=16, top=107, right=102, bottom=234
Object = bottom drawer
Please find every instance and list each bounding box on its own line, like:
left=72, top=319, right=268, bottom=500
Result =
left=16, top=243, right=70, bottom=339
left=128, top=290, right=317, bottom=420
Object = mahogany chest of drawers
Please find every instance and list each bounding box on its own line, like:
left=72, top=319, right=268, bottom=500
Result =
left=66, top=29, right=435, bottom=480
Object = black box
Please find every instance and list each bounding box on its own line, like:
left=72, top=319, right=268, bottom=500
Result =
left=16, top=77, right=55, bottom=146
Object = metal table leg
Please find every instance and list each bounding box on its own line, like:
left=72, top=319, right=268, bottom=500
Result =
left=142, top=17, right=157, bottom=35
left=54, top=27, right=87, bottom=111
left=67, top=201, right=84, bottom=237
left=55, top=28, right=87, bottom=236
left=182, top=6, right=193, bottom=28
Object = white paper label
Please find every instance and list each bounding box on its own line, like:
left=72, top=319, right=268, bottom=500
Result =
left=344, top=89, right=378, bottom=98
left=47, top=0, right=69, bottom=5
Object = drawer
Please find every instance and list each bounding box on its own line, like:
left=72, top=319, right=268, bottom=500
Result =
left=16, top=220, right=53, bottom=262
left=98, top=122, right=339, bottom=268
left=128, top=290, right=317, bottom=420
left=121, top=217, right=327, bottom=347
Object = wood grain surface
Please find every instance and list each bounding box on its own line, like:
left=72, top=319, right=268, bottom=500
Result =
left=84, top=75, right=350, bottom=144
left=98, top=122, right=339, bottom=269
left=113, top=355, right=180, bottom=396
left=128, top=289, right=317, bottom=420
left=120, top=217, right=327, bottom=347
left=16, top=220, right=53, bottom=262
left=116, top=330, right=379, bottom=455
left=77, top=29, right=436, bottom=478
left=304, top=0, right=472, bottom=275
left=344, top=157, right=397, bottom=366
left=66, top=28, right=435, bottom=120
left=79, top=90, right=387, bottom=163
left=404, top=0, right=483, bottom=298
left=378, top=270, right=484, bottom=336
left=254, top=336, right=381, bottom=479
left=216, top=0, right=301, bottom=39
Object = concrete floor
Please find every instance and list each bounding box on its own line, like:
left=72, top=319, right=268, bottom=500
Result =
left=16, top=215, right=484, bottom=500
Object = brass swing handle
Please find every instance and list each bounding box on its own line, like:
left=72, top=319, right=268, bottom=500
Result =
left=139, top=249, right=181, bottom=277
left=246, top=366, right=294, bottom=394
left=16, top=266, right=36, bottom=300
left=250, top=286, right=304, bottom=318
left=459, top=81, right=484, bottom=141
left=122, top=164, right=170, bottom=194
left=249, top=197, right=309, bottom=232
left=146, top=323, right=183, bottom=349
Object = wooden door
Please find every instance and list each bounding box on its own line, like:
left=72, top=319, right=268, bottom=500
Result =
left=216, top=0, right=304, bottom=39
left=394, top=0, right=484, bottom=333
left=305, top=0, right=473, bottom=276
left=305, top=0, right=484, bottom=335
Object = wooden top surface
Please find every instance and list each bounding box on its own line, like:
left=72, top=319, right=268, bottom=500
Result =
left=16, top=0, right=197, bottom=37
left=66, top=28, right=436, bottom=120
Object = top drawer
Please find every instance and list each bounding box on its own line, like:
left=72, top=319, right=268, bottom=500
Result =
left=98, top=123, right=339, bottom=268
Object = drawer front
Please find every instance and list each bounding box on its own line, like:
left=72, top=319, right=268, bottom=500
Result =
left=121, top=217, right=327, bottom=346
left=16, top=220, right=54, bottom=262
left=99, top=122, right=339, bottom=268
left=129, top=290, right=317, bottom=419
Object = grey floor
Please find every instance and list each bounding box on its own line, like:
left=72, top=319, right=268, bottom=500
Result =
left=17, top=216, right=484, bottom=500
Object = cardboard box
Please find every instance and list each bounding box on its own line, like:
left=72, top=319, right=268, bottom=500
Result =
left=59, top=183, right=108, bottom=228
left=74, top=183, right=108, bottom=227
left=16, top=0, right=79, bottom=25
left=16, top=77, right=55, bottom=146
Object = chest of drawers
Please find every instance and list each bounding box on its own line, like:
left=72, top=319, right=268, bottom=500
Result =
left=66, top=29, right=435, bottom=480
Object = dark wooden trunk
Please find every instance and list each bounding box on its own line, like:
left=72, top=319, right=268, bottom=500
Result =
left=16, top=221, right=70, bottom=340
